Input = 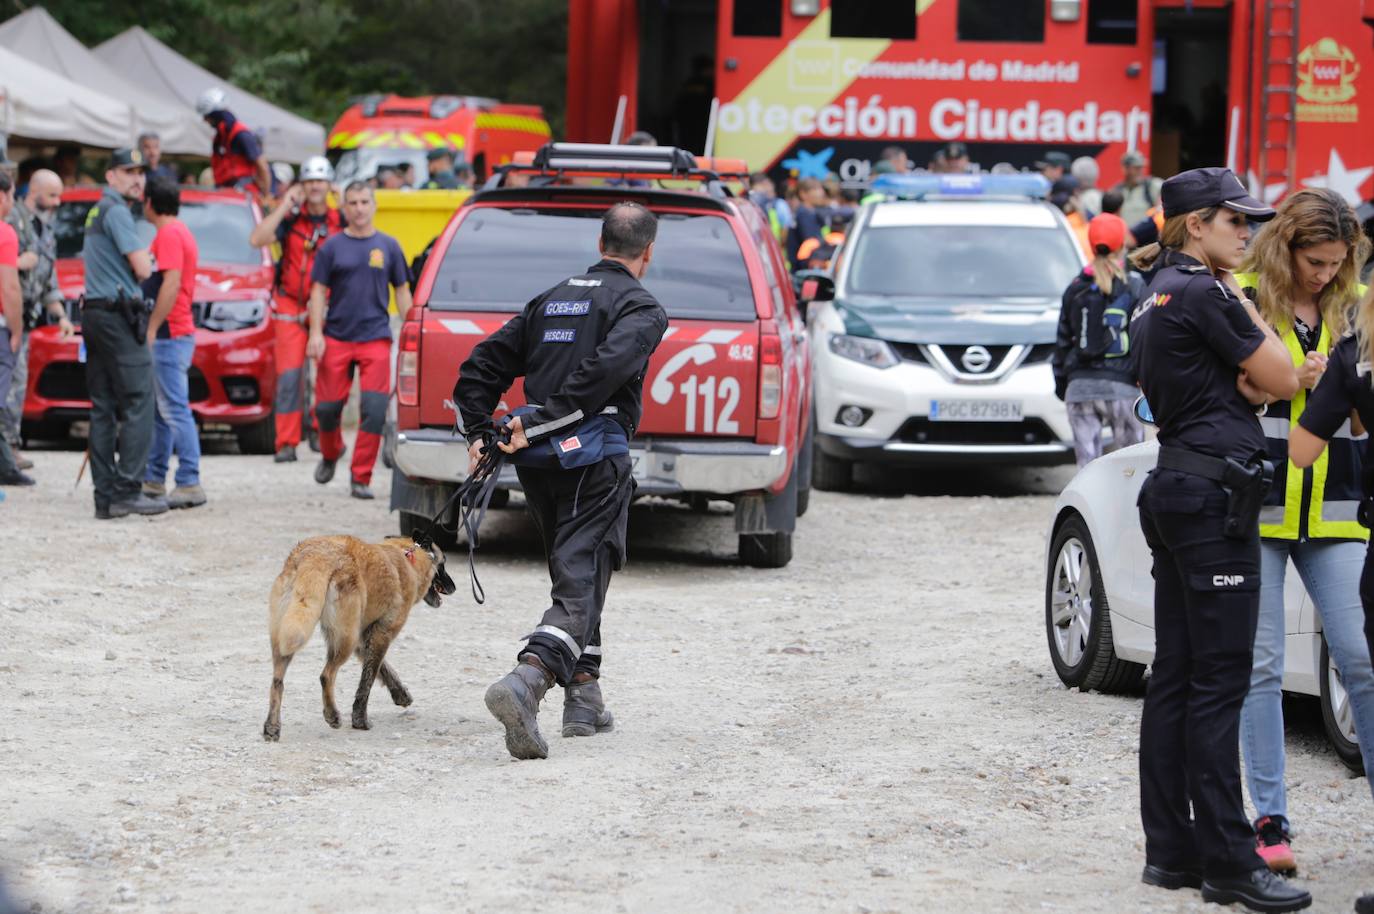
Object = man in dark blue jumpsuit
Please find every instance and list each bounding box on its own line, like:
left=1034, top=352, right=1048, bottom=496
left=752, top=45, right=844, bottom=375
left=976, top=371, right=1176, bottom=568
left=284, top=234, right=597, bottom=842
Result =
left=454, top=202, right=668, bottom=760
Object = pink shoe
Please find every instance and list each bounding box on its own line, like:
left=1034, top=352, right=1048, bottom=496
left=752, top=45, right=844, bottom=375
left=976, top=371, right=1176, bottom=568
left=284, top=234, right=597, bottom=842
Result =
left=1254, top=816, right=1297, bottom=874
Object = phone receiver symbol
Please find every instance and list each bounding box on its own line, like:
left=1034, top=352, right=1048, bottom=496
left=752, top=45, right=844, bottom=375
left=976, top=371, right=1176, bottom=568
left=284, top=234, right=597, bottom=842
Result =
left=650, top=343, right=716, bottom=405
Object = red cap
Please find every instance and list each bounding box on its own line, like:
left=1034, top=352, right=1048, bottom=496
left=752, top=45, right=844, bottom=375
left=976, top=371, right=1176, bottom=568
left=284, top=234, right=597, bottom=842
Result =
left=1087, top=213, right=1126, bottom=254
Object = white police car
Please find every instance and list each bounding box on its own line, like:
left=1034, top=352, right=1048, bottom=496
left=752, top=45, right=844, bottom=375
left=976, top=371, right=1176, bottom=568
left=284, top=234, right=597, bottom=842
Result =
left=806, top=174, right=1086, bottom=489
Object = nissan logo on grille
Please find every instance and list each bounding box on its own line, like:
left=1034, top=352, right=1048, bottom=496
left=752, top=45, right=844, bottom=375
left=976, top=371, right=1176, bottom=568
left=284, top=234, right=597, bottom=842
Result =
left=960, top=345, right=993, bottom=373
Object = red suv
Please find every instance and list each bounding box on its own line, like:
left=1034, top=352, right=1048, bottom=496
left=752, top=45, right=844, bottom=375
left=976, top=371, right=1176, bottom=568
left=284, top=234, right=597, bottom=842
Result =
left=23, top=188, right=278, bottom=453
left=390, top=143, right=812, bottom=567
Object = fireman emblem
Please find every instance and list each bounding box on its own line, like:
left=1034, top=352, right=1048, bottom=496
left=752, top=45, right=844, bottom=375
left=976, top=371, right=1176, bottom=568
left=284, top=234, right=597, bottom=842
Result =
left=1297, top=38, right=1359, bottom=123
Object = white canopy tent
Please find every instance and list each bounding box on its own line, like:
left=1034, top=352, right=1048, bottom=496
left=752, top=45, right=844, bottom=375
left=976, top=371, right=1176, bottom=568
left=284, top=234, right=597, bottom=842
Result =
left=0, top=8, right=210, bottom=154
left=95, top=26, right=325, bottom=163
left=0, top=43, right=133, bottom=148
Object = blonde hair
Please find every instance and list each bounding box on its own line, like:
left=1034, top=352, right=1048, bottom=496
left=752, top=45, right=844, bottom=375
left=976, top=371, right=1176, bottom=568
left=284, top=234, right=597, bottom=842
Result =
left=1357, top=284, right=1374, bottom=381
left=1129, top=206, right=1221, bottom=273
left=1092, top=251, right=1125, bottom=296
left=1239, top=188, right=1369, bottom=339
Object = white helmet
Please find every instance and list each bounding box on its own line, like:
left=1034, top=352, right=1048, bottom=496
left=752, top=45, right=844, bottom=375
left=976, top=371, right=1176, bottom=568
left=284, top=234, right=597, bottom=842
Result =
left=271, top=162, right=295, bottom=186
left=196, top=87, right=227, bottom=117
left=298, top=155, right=334, bottom=183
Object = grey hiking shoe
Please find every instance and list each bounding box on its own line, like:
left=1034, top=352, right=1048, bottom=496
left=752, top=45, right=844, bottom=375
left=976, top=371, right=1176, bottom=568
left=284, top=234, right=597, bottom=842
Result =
left=168, top=484, right=207, bottom=509
left=563, top=677, right=614, bottom=737
left=111, top=492, right=169, bottom=516
left=142, top=480, right=167, bottom=498
left=484, top=660, right=552, bottom=760
left=349, top=481, right=374, bottom=500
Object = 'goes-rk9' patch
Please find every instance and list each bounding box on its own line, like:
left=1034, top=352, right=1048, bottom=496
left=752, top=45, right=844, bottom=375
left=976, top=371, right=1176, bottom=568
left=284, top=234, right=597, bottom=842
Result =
left=543, top=329, right=576, bottom=343
left=544, top=300, right=591, bottom=317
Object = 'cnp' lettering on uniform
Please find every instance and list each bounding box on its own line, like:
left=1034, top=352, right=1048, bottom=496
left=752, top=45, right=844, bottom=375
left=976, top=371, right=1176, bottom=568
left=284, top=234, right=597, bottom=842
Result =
left=544, top=300, right=592, bottom=317
left=543, top=329, right=576, bottom=343
left=1212, top=574, right=1246, bottom=587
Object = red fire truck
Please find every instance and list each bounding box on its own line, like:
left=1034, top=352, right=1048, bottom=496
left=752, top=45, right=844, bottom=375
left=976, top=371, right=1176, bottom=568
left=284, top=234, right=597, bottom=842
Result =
left=567, top=0, right=1374, bottom=208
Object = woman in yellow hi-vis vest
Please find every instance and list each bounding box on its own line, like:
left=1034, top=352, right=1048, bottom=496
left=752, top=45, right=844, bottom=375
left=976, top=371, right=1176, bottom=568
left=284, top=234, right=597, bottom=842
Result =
left=1235, top=188, right=1374, bottom=875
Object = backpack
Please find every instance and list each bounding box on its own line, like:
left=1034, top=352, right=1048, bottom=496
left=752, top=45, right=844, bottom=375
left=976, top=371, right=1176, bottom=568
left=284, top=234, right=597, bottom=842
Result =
left=1072, top=271, right=1144, bottom=361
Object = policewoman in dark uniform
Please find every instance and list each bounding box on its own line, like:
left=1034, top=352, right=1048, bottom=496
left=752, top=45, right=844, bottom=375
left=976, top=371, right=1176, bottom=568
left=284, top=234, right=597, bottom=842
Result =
left=1291, top=284, right=1374, bottom=700
left=1129, top=167, right=1312, bottom=912
left=455, top=202, right=668, bottom=761
left=1289, top=289, right=1374, bottom=914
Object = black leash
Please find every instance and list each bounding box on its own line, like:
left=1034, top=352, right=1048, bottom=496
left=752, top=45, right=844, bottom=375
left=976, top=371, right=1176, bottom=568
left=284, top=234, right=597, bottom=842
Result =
left=421, top=431, right=508, bottom=604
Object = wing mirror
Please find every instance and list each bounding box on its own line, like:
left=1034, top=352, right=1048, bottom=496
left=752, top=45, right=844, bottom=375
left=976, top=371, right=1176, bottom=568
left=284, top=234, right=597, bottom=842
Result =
left=793, top=269, right=834, bottom=304
left=1133, top=395, right=1155, bottom=427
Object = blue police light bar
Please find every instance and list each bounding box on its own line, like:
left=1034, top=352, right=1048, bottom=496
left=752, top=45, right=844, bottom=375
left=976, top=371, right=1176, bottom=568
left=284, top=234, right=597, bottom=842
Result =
left=869, top=173, right=1051, bottom=200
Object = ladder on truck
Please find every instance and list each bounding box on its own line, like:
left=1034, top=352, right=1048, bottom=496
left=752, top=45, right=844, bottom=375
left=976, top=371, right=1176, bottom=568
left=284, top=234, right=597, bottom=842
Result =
left=1258, top=0, right=1299, bottom=198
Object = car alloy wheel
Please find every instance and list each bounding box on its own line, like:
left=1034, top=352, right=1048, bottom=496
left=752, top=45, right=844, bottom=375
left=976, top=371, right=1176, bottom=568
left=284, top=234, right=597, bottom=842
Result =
left=1050, top=536, right=1093, bottom=668
left=1320, top=637, right=1364, bottom=774
left=1044, top=514, right=1144, bottom=693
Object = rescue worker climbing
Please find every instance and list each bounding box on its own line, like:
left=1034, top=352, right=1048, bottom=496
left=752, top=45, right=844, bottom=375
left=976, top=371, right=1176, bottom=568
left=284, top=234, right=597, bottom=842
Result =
left=197, top=87, right=274, bottom=201
left=249, top=155, right=344, bottom=462
left=455, top=201, right=669, bottom=761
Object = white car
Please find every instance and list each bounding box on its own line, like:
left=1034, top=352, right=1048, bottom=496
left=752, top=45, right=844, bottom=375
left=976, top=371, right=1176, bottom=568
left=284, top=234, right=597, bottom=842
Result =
left=807, top=173, right=1085, bottom=491
left=1045, top=437, right=1363, bottom=771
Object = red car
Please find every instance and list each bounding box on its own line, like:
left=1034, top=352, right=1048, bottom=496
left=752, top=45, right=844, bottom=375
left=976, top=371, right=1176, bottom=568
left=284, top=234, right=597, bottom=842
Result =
left=22, top=188, right=278, bottom=453
left=390, top=143, right=812, bottom=567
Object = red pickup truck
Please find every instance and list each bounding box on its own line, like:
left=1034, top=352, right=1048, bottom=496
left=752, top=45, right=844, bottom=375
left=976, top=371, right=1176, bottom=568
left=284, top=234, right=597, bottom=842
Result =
left=22, top=188, right=278, bottom=453
left=389, top=143, right=812, bottom=567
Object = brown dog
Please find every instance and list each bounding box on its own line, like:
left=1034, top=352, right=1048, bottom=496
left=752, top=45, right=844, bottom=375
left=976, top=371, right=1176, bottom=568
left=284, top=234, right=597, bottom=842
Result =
left=263, top=535, right=456, bottom=741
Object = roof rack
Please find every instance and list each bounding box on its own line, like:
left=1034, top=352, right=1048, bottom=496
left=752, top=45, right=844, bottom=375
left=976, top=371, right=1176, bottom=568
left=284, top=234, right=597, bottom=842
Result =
left=868, top=173, right=1050, bottom=201
left=484, top=143, right=747, bottom=199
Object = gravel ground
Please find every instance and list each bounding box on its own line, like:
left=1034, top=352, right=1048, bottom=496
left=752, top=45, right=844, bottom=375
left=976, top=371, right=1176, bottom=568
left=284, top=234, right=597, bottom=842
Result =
left=1, top=446, right=1369, bottom=913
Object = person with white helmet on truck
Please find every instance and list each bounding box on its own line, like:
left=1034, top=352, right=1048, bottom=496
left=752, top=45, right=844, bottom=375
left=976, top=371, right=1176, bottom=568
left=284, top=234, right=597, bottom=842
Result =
left=197, top=87, right=274, bottom=202
left=249, top=155, right=344, bottom=462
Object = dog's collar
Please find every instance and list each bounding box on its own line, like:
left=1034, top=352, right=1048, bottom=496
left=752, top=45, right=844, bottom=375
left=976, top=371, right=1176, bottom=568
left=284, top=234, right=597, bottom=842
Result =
left=404, top=546, right=416, bottom=564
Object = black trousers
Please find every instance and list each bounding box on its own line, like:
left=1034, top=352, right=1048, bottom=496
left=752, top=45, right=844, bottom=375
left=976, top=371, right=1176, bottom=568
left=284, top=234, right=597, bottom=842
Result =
left=82, top=307, right=155, bottom=507
left=1137, top=468, right=1264, bottom=878
left=1359, top=540, right=1374, bottom=674
left=514, top=453, right=633, bottom=687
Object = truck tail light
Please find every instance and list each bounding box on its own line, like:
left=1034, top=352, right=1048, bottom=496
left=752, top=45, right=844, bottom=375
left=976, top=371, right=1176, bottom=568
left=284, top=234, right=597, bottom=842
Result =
left=758, top=323, right=782, bottom=421
left=397, top=321, right=420, bottom=406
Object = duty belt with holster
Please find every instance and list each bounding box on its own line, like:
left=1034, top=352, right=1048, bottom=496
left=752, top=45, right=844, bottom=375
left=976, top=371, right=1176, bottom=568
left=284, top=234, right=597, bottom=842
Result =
left=82, top=291, right=151, bottom=341
left=1157, top=446, right=1275, bottom=540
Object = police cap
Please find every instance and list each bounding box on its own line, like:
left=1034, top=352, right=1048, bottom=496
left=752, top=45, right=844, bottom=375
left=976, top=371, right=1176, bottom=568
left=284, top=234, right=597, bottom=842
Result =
left=1161, top=167, right=1275, bottom=221
left=108, top=147, right=147, bottom=172
left=426, top=147, right=454, bottom=163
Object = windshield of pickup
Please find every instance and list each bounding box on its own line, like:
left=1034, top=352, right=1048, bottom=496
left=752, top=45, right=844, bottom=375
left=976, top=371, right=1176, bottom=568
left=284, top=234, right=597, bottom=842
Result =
left=426, top=206, right=757, bottom=320
left=56, top=199, right=261, bottom=265
left=844, top=209, right=1082, bottom=299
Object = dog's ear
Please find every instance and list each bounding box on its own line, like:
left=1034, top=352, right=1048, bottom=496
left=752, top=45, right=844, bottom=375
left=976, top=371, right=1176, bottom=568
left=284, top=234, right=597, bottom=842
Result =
left=412, top=529, right=433, bottom=551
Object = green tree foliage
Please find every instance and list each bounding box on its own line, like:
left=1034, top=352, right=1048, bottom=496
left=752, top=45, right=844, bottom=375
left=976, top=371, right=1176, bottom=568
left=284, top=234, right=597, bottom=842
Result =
left=31, top=0, right=568, bottom=134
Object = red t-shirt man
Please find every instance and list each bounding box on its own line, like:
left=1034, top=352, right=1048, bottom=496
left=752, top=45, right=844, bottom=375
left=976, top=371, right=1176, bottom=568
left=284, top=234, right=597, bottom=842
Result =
left=150, top=219, right=198, bottom=338
left=0, top=220, right=20, bottom=344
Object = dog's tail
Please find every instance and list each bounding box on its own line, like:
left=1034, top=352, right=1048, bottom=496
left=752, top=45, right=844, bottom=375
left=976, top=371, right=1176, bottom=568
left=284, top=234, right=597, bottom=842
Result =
left=274, top=560, right=333, bottom=656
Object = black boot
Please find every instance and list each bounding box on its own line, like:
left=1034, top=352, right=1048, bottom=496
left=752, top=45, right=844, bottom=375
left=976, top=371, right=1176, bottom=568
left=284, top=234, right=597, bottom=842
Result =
left=1201, top=868, right=1312, bottom=913
left=484, top=657, right=552, bottom=760
left=1356, top=893, right=1374, bottom=914
left=562, top=675, right=614, bottom=737
left=1141, top=864, right=1203, bottom=891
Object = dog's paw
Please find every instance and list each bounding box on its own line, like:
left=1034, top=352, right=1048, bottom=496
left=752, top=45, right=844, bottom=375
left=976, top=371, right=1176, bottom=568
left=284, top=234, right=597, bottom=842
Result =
left=323, top=708, right=341, bottom=729
left=351, top=713, right=371, bottom=731
left=390, top=687, right=413, bottom=708
left=262, top=723, right=281, bottom=742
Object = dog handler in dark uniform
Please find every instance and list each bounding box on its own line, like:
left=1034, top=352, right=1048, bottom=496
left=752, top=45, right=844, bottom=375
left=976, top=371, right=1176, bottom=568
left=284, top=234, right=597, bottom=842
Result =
left=1129, top=167, right=1312, bottom=912
left=455, top=202, right=668, bottom=761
